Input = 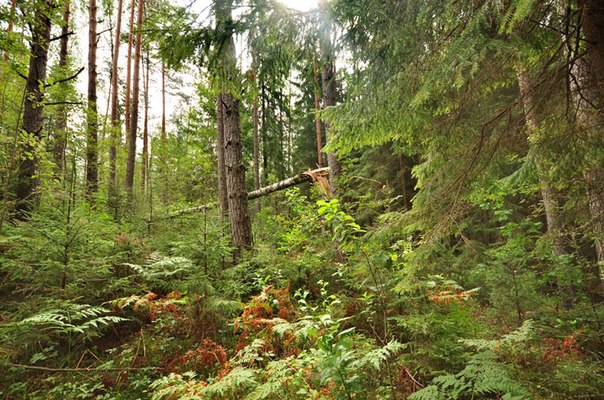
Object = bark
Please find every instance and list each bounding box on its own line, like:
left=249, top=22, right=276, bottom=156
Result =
left=109, top=0, right=124, bottom=199
left=53, top=2, right=70, bottom=173
left=578, top=0, right=604, bottom=108
left=322, top=60, right=341, bottom=196
left=261, top=79, right=268, bottom=185
left=86, top=0, right=99, bottom=195
left=252, top=53, right=260, bottom=212
left=15, top=3, right=52, bottom=216
left=124, top=0, right=136, bottom=138
left=125, top=0, right=144, bottom=194
left=141, top=49, right=150, bottom=193
left=314, top=60, right=324, bottom=168
left=223, top=92, right=252, bottom=255
left=216, top=0, right=252, bottom=256
left=160, top=62, right=167, bottom=203
left=216, top=94, right=228, bottom=215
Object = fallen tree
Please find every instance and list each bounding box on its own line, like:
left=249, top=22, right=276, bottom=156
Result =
left=159, top=167, right=329, bottom=220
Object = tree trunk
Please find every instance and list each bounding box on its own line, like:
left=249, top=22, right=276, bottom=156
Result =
left=86, top=0, right=99, bottom=195
left=141, top=48, right=150, bottom=194
left=313, top=59, right=324, bottom=168
left=15, top=3, right=52, bottom=216
left=109, top=0, right=123, bottom=203
left=125, top=0, right=144, bottom=195
left=53, top=3, right=70, bottom=174
left=322, top=59, right=341, bottom=196
left=124, top=0, right=136, bottom=139
left=215, top=0, right=252, bottom=256
left=578, top=0, right=604, bottom=108
left=261, top=78, right=268, bottom=186
left=252, top=52, right=260, bottom=212
left=160, top=62, right=167, bottom=204
left=216, top=93, right=228, bottom=215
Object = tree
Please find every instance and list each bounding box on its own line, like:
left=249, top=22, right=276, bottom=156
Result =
left=215, top=0, right=252, bottom=255
left=109, top=0, right=124, bottom=204
left=14, top=0, right=54, bottom=216
left=53, top=1, right=71, bottom=174
left=125, top=0, right=144, bottom=196
left=86, top=0, right=99, bottom=195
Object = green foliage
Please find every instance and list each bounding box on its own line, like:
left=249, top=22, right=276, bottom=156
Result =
left=409, top=352, right=530, bottom=400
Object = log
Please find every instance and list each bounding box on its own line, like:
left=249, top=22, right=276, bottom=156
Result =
left=160, top=167, right=329, bottom=220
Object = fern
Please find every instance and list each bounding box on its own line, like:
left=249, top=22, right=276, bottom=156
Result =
left=409, top=351, right=530, bottom=400
left=1, top=303, right=127, bottom=344
left=352, top=340, right=406, bottom=371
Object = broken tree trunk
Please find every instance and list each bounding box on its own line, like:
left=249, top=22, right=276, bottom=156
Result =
left=248, top=167, right=329, bottom=200
left=160, top=167, right=329, bottom=220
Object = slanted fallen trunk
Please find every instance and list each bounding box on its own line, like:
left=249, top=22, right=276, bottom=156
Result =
left=160, top=167, right=329, bottom=220
left=248, top=167, right=329, bottom=200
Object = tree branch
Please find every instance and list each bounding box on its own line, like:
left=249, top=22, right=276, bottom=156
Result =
left=45, top=67, right=85, bottom=88
left=50, top=31, right=75, bottom=42
left=8, top=363, right=161, bottom=373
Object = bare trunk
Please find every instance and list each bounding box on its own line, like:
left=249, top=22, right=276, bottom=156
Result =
left=252, top=53, right=260, bottom=212
left=124, top=0, right=136, bottom=139
left=261, top=79, right=268, bottom=186
left=216, top=0, right=252, bottom=256
left=15, top=3, right=52, bottom=216
left=125, top=0, right=144, bottom=194
left=86, top=0, right=99, bottom=195
left=109, top=0, right=123, bottom=201
left=141, top=49, right=150, bottom=194
left=160, top=62, right=167, bottom=203
left=578, top=0, right=604, bottom=108
left=53, top=3, right=70, bottom=174
left=216, top=93, right=228, bottom=215
left=313, top=60, right=323, bottom=168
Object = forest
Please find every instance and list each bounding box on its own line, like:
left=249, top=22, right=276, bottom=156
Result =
left=0, top=0, right=603, bottom=398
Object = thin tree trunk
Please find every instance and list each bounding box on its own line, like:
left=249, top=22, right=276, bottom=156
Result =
left=15, top=2, right=52, bottom=216
left=261, top=79, right=268, bottom=186
left=125, top=0, right=144, bottom=195
left=141, top=48, right=150, bottom=194
left=160, top=62, right=167, bottom=204
left=313, top=59, right=323, bottom=168
left=109, top=0, right=123, bottom=204
left=322, top=59, right=341, bottom=196
left=252, top=52, right=260, bottom=212
left=53, top=2, right=70, bottom=174
left=86, top=0, right=99, bottom=195
left=124, top=0, right=136, bottom=139
left=216, top=93, right=228, bottom=215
